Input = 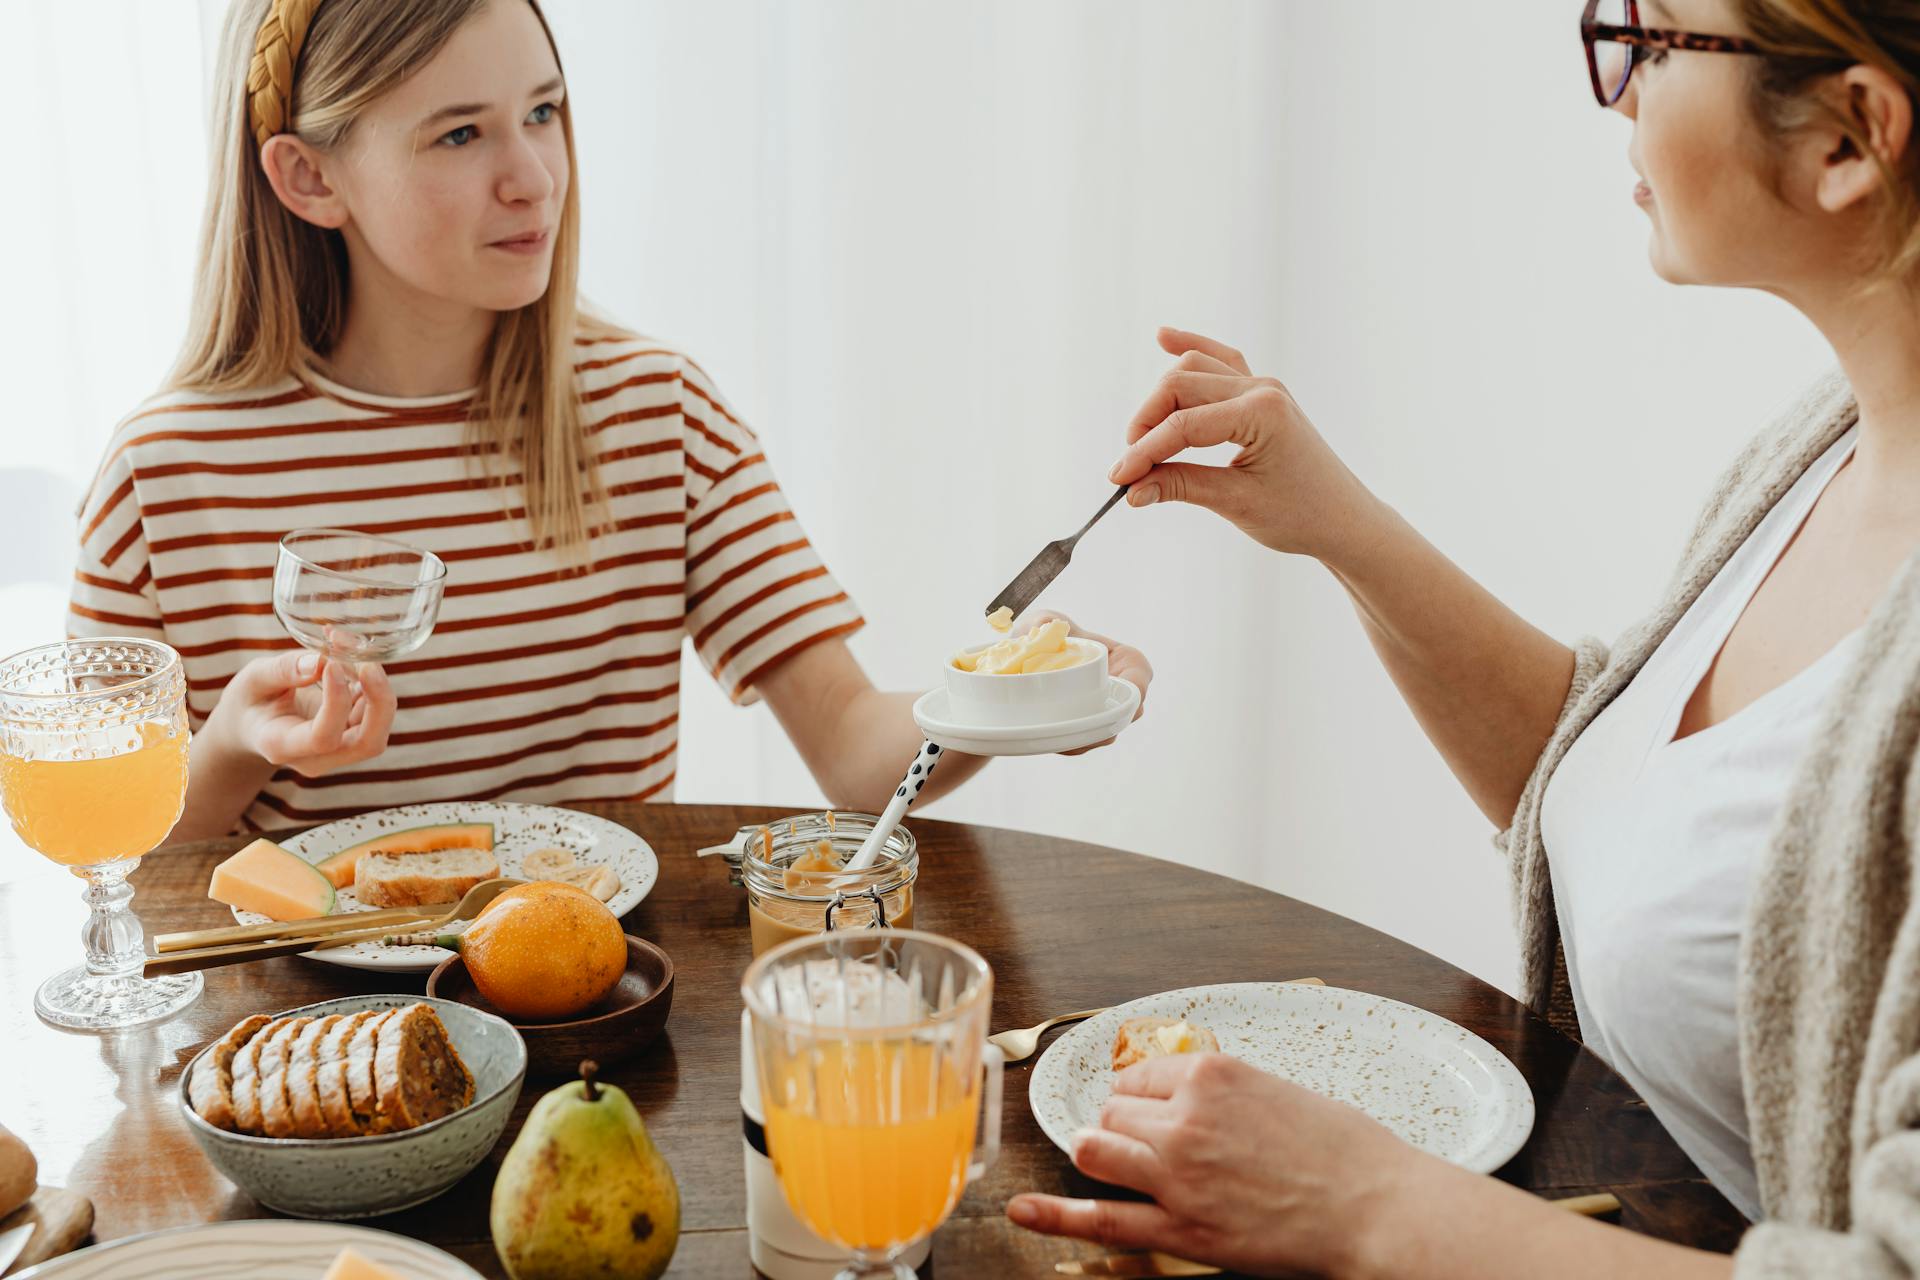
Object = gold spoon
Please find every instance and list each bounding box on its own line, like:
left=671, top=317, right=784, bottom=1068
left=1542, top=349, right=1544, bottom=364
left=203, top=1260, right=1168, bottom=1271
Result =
left=989, top=1008, right=1112, bottom=1065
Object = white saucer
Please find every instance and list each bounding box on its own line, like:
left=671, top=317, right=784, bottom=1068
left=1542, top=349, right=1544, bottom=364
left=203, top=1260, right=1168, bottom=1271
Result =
left=912, top=676, right=1141, bottom=756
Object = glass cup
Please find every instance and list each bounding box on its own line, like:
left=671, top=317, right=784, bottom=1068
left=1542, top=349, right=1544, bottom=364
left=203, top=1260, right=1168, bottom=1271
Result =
left=0, top=638, right=201, bottom=1030
left=742, top=929, right=1003, bottom=1280
left=272, top=528, right=447, bottom=668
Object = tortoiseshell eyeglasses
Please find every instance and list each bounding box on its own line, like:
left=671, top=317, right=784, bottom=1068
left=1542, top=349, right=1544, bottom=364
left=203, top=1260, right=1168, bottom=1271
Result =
left=1582, top=0, right=1765, bottom=107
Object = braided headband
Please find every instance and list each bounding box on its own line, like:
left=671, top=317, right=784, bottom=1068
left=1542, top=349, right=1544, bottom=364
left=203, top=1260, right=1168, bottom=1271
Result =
left=247, top=0, right=324, bottom=147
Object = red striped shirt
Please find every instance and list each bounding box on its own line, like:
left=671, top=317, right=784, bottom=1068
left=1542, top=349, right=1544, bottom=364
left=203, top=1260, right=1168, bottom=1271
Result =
left=67, top=337, right=863, bottom=829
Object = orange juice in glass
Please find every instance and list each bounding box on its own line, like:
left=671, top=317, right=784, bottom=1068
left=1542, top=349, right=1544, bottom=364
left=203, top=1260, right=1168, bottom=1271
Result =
left=1, top=720, right=188, bottom=865
left=0, top=638, right=201, bottom=1030
left=743, top=930, right=1002, bottom=1280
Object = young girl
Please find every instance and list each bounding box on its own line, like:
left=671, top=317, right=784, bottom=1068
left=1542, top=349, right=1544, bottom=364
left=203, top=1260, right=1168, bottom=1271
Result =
left=68, top=0, right=1149, bottom=839
left=1013, top=0, right=1920, bottom=1276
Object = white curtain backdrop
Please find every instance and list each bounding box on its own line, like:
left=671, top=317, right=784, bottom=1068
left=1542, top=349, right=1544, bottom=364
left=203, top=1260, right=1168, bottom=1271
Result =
left=3, top=1, right=1833, bottom=994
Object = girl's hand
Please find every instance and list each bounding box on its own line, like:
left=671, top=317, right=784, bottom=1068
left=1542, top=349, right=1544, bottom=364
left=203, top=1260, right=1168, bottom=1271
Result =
left=1020, top=611, right=1151, bottom=754
left=1110, top=327, right=1387, bottom=566
left=1007, top=1052, right=1437, bottom=1278
left=206, top=651, right=396, bottom=777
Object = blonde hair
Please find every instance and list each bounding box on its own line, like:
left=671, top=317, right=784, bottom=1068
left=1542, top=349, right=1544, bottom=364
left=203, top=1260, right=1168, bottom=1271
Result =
left=172, top=0, right=611, bottom=553
left=1737, top=1, right=1920, bottom=279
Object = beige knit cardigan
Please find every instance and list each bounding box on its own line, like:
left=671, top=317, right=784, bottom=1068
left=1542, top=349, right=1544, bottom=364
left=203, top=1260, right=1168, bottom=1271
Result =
left=1499, top=370, right=1920, bottom=1275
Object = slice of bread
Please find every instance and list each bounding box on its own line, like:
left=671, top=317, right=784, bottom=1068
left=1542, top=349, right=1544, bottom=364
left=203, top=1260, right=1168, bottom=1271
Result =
left=256, top=1016, right=313, bottom=1139
left=230, top=1015, right=299, bottom=1135
left=373, top=1003, right=474, bottom=1132
left=356, top=848, right=500, bottom=909
left=1111, top=1017, right=1220, bottom=1071
left=317, top=1010, right=376, bottom=1138
left=188, top=1014, right=273, bottom=1132
left=285, top=1014, right=341, bottom=1139
left=257, top=1015, right=311, bottom=1081
left=346, top=1009, right=400, bottom=1134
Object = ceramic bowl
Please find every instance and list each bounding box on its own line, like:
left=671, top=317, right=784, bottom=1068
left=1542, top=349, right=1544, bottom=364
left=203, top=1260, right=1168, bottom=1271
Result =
left=944, top=637, right=1107, bottom=727
left=177, top=994, right=526, bottom=1220
left=426, top=935, right=674, bottom=1078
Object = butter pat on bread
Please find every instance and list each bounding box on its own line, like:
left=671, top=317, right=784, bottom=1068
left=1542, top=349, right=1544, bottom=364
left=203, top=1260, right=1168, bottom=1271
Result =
left=1112, top=1017, right=1220, bottom=1070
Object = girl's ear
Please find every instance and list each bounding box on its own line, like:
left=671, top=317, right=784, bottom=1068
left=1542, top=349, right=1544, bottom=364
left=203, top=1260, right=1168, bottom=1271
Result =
left=259, top=135, right=349, bottom=229
left=1814, top=64, right=1914, bottom=215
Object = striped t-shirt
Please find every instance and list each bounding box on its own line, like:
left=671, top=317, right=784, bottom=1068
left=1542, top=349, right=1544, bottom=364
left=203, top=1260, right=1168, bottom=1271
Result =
left=67, top=335, right=863, bottom=830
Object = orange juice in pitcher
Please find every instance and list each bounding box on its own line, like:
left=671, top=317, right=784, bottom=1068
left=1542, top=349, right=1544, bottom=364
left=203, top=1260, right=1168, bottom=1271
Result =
left=762, top=1039, right=980, bottom=1250
left=743, top=931, right=1003, bottom=1280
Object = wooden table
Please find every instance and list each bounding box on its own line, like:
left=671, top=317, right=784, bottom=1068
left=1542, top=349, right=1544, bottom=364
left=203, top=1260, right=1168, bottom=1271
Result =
left=0, top=803, right=1748, bottom=1276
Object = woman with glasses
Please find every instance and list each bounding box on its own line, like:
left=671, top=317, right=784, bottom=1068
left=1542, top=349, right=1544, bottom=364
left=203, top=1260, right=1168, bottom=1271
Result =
left=1010, top=1, right=1920, bottom=1276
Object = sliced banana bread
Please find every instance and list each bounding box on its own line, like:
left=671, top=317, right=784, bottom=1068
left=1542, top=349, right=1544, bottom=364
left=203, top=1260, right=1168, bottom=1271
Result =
left=372, top=1003, right=475, bottom=1132
left=188, top=1014, right=273, bottom=1133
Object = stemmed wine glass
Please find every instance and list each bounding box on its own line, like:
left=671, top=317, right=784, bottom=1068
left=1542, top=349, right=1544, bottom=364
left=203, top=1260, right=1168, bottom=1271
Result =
left=272, top=529, right=447, bottom=674
left=742, top=929, right=1004, bottom=1280
left=0, top=638, right=200, bottom=1030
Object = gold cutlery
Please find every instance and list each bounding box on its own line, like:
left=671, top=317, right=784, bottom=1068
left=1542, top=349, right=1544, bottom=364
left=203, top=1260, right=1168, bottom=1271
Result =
left=142, top=878, right=524, bottom=977
left=989, top=1008, right=1109, bottom=1064
left=1551, top=1193, right=1623, bottom=1216
left=992, top=978, right=1325, bottom=1065
left=1054, top=1194, right=1623, bottom=1275
left=153, top=909, right=422, bottom=953
left=1056, top=1253, right=1216, bottom=1277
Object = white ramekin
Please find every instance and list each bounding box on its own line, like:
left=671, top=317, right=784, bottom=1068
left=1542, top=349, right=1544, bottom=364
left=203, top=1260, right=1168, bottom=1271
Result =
left=943, top=639, right=1108, bottom=727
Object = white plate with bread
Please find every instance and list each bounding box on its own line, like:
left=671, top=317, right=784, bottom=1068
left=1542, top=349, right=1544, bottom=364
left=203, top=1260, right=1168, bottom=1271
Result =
left=231, top=802, right=658, bottom=973
left=1029, top=982, right=1535, bottom=1175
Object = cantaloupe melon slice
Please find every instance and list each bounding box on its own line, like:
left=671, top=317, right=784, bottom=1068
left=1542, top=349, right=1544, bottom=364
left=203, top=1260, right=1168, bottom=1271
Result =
left=321, top=1247, right=407, bottom=1280
left=209, top=838, right=336, bottom=921
left=314, top=822, right=495, bottom=889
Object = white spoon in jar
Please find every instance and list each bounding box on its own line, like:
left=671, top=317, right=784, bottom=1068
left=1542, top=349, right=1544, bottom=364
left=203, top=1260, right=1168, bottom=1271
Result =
left=841, top=739, right=945, bottom=874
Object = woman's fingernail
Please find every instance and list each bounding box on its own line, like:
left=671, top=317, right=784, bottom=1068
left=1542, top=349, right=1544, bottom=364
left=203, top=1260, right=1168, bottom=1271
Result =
left=1108, top=457, right=1128, bottom=483
left=1008, top=1199, right=1040, bottom=1228
left=1130, top=484, right=1160, bottom=507
left=297, top=654, right=320, bottom=678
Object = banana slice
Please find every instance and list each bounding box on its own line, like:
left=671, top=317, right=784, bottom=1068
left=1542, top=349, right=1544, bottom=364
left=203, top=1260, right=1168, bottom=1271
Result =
left=551, top=863, right=621, bottom=902
left=520, top=847, right=578, bottom=879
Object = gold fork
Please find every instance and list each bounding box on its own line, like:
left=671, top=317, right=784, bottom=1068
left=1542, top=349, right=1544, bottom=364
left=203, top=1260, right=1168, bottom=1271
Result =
left=991, top=977, right=1326, bottom=1064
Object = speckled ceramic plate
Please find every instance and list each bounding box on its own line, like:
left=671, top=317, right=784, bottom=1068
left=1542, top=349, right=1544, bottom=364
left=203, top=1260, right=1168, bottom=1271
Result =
left=13, top=1219, right=483, bottom=1278
left=1030, top=982, right=1535, bottom=1174
left=232, top=801, right=658, bottom=973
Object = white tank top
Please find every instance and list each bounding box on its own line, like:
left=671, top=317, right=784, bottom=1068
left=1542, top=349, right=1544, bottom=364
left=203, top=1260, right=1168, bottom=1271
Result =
left=1540, top=425, right=1860, bottom=1223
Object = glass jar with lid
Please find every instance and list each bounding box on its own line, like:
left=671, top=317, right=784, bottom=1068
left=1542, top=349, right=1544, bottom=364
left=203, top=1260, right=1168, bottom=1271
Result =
left=728, top=812, right=919, bottom=957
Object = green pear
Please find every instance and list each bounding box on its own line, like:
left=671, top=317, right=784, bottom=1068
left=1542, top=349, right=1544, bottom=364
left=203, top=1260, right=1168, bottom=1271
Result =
left=491, top=1060, right=681, bottom=1280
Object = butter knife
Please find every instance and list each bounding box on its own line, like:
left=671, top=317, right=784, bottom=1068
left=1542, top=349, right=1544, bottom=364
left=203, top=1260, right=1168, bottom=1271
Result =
left=986, top=486, right=1129, bottom=623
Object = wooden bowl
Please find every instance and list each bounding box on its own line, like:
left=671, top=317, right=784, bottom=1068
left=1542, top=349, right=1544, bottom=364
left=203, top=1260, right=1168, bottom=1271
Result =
left=426, top=935, right=673, bottom=1078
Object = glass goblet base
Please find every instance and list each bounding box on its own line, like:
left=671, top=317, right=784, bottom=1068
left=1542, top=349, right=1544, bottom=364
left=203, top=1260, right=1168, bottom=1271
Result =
left=835, top=1255, right=916, bottom=1280
left=35, top=965, right=202, bottom=1032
